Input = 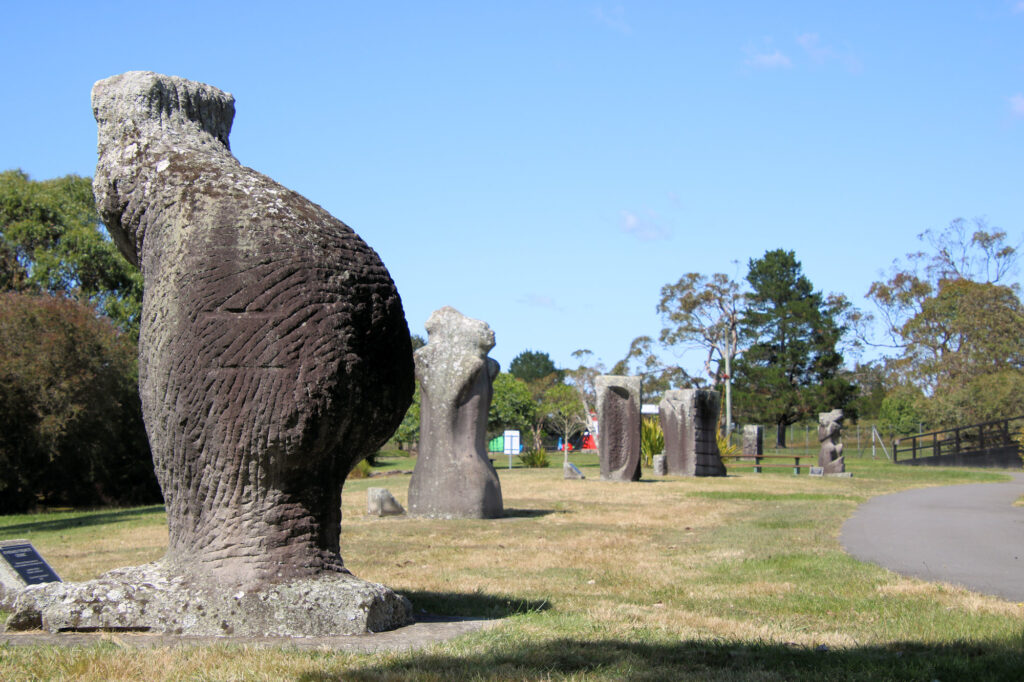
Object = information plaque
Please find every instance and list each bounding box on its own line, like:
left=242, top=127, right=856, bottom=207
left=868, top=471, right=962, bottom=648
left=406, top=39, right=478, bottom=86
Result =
left=0, top=540, right=61, bottom=585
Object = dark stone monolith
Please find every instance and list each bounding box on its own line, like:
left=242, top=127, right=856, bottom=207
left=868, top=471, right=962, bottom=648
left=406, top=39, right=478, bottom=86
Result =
left=596, top=375, right=642, bottom=481
left=659, top=389, right=726, bottom=477
left=8, top=71, right=414, bottom=636
left=818, top=409, right=846, bottom=474
left=408, top=307, right=503, bottom=518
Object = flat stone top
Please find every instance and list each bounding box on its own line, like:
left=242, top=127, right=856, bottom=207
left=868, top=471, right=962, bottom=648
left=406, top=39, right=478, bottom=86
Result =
left=0, top=615, right=500, bottom=652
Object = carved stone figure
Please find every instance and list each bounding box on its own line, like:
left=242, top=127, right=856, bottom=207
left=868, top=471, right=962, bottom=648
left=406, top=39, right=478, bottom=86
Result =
left=408, top=307, right=503, bottom=518
left=8, top=71, right=414, bottom=636
left=596, top=375, right=642, bottom=481
left=818, top=409, right=846, bottom=474
left=659, top=389, right=726, bottom=477
left=742, top=425, right=764, bottom=460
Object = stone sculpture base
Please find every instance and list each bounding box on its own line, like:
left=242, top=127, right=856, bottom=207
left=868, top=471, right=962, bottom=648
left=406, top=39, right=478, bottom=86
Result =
left=822, top=456, right=846, bottom=475
left=5, top=563, right=412, bottom=636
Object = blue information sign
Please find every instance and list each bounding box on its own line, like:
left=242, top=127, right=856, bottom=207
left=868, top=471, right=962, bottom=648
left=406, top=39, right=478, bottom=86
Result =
left=0, top=543, right=61, bottom=585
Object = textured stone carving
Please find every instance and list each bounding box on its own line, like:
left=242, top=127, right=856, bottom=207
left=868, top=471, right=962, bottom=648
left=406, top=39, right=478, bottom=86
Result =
left=742, top=425, right=764, bottom=460
left=660, top=389, right=726, bottom=477
left=818, top=409, right=846, bottom=474
left=596, top=376, right=642, bottom=481
left=367, top=488, right=405, bottom=517
left=408, top=307, right=503, bottom=518
left=8, top=71, right=416, bottom=635
left=652, top=454, right=668, bottom=476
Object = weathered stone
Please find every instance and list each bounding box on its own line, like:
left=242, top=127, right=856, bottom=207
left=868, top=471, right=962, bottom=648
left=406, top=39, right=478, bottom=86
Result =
left=659, top=389, right=726, bottom=477
left=6, top=563, right=411, bottom=636
left=367, top=488, right=405, bottom=516
left=741, top=425, right=764, bottom=460
left=652, top=454, right=667, bottom=476
left=818, top=409, right=846, bottom=474
left=596, top=376, right=642, bottom=481
left=563, top=462, right=586, bottom=479
left=408, top=307, right=503, bottom=518
left=53, top=71, right=416, bottom=634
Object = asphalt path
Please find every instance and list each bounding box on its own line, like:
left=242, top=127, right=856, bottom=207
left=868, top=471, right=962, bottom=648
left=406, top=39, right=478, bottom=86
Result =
left=841, top=473, right=1024, bottom=602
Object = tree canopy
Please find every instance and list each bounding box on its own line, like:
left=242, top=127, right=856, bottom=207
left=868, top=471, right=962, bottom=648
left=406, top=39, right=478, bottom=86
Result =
left=657, top=272, right=744, bottom=431
left=867, top=220, right=1024, bottom=428
left=0, top=169, right=142, bottom=338
left=0, top=292, right=159, bottom=512
left=733, top=249, right=855, bottom=446
left=509, top=349, right=561, bottom=384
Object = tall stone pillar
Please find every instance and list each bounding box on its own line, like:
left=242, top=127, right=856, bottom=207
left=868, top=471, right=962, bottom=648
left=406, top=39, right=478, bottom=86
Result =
left=408, top=307, right=503, bottom=518
left=659, top=389, right=726, bottom=477
left=596, top=375, right=642, bottom=481
left=818, top=409, right=846, bottom=474
left=742, top=425, right=764, bottom=459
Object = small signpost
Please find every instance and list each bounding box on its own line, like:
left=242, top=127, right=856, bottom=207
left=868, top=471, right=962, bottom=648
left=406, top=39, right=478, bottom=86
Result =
left=809, top=466, right=824, bottom=477
left=503, top=430, right=520, bottom=469
left=0, top=539, right=62, bottom=590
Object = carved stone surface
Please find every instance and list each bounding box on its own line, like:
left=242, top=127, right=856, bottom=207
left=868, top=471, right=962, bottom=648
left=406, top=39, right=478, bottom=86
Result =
left=818, top=409, right=846, bottom=474
left=408, top=307, right=503, bottom=518
left=596, top=376, right=642, bottom=482
left=742, top=425, right=764, bottom=460
left=652, top=454, right=667, bottom=476
left=22, top=71, right=417, bottom=634
left=367, top=488, right=405, bottom=517
left=660, top=389, right=726, bottom=477
left=7, top=563, right=411, bottom=636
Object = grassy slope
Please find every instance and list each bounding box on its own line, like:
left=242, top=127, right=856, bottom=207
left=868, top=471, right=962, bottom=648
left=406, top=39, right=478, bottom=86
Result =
left=1, top=457, right=1021, bottom=680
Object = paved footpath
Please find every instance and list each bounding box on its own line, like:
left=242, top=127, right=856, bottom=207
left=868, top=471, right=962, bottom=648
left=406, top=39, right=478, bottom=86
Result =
left=841, top=473, right=1024, bottom=602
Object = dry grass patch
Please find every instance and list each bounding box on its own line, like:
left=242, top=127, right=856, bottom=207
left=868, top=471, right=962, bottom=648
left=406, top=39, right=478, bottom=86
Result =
left=1, top=459, right=1020, bottom=679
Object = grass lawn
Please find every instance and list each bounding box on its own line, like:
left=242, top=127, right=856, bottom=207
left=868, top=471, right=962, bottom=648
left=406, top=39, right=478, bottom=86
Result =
left=1, top=455, right=1021, bottom=680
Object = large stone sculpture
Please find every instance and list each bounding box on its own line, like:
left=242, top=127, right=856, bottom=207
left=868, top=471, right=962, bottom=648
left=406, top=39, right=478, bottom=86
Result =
left=818, top=409, right=846, bottom=474
left=596, top=375, right=642, bottom=481
left=659, top=389, right=727, bottom=477
left=408, top=307, right=503, bottom=518
left=8, top=71, right=415, bottom=636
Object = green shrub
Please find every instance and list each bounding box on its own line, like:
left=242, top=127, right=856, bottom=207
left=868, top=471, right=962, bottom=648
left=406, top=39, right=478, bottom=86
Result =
left=348, top=459, right=373, bottom=479
left=640, top=417, right=664, bottom=467
left=717, top=431, right=740, bottom=457
left=517, top=449, right=550, bottom=468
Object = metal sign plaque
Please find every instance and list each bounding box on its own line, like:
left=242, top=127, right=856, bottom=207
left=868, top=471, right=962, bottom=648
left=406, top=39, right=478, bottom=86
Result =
left=0, top=542, right=61, bottom=585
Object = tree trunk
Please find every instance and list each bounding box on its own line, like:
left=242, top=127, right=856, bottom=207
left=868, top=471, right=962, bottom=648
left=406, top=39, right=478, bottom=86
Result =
left=776, top=420, right=787, bottom=448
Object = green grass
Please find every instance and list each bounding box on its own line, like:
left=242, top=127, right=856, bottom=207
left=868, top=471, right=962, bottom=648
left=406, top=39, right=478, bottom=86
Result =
left=1, top=457, right=1022, bottom=680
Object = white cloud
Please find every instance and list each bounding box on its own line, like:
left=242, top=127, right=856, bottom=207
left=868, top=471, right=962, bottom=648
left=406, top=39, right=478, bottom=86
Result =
left=620, top=210, right=671, bottom=241
left=797, top=33, right=830, bottom=62
left=1010, top=94, right=1024, bottom=117
left=594, top=5, right=631, bottom=35
left=796, top=32, right=862, bottom=73
left=518, top=293, right=563, bottom=311
left=746, top=50, right=792, bottom=69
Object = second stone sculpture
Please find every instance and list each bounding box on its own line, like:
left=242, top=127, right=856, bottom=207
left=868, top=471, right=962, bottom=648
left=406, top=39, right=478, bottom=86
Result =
left=408, top=307, right=503, bottom=518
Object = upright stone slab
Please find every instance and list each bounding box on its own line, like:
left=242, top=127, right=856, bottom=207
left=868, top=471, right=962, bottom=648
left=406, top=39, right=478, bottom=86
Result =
left=818, top=409, right=846, bottom=474
left=659, top=389, right=726, bottom=477
left=742, top=425, right=764, bottom=460
left=8, top=71, right=415, bottom=636
left=408, top=307, right=503, bottom=518
left=596, top=375, right=642, bottom=481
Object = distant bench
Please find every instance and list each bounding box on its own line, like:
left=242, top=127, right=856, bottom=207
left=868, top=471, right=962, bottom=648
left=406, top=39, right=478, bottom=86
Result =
left=721, top=454, right=811, bottom=475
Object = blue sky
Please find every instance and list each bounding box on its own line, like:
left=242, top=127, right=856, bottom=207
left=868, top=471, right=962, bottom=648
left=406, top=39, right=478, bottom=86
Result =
left=4, top=2, right=1023, bottom=376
